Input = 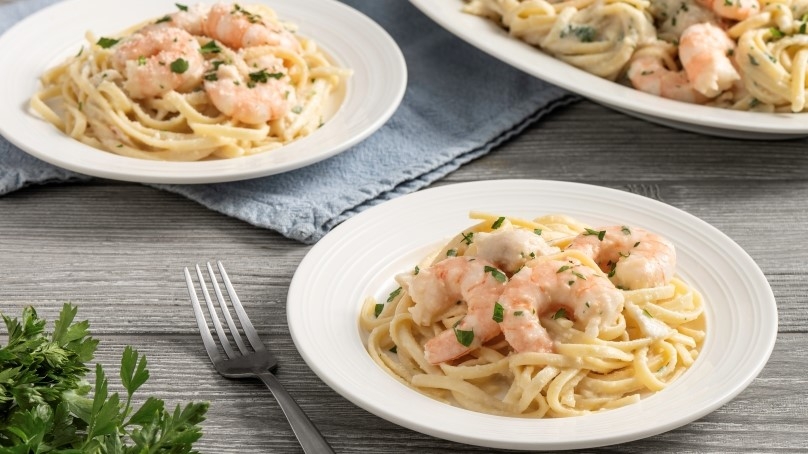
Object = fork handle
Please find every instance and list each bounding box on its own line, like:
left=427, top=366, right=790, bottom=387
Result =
left=257, top=372, right=336, bottom=454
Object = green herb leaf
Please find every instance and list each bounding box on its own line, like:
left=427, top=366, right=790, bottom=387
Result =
left=534, top=228, right=542, bottom=235
left=483, top=266, right=507, bottom=283
left=155, top=15, right=171, bottom=24
left=0, top=304, right=207, bottom=452
left=170, top=58, right=189, bottom=74
left=374, top=303, right=384, bottom=318
left=414, top=266, right=420, bottom=275
left=491, top=217, right=505, bottom=229
left=557, top=265, right=571, bottom=273
left=176, top=2, right=189, bottom=10
left=453, top=327, right=474, bottom=347
left=461, top=232, right=474, bottom=245
left=96, top=37, right=120, bottom=49
left=387, top=287, right=402, bottom=302
left=200, top=40, right=222, bottom=54
left=492, top=302, right=504, bottom=323
left=584, top=228, right=606, bottom=241
left=621, top=225, right=631, bottom=235
left=553, top=308, right=567, bottom=320
left=446, top=249, right=457, bottom=257
left=643, top=309, right=654, bottom=318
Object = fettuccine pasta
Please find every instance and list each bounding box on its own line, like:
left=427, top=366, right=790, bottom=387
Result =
left=361, top=213, right=705, bottom=417
left=466, top=0, right=808, bottom=112
left=30, top=2, right=351, bottom=161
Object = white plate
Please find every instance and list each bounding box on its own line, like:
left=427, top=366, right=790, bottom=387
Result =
left=0, top=0, right=406, bottom=184
left=409, top=0, right=806, bottom=139
left=288, top=179, right=778, bottom=451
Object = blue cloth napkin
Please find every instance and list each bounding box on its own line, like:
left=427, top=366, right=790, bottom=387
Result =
left=0, top=0, right=577, bottom=244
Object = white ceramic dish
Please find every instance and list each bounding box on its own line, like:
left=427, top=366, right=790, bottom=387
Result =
left=409, top=0, right=806, bottom=139
left=0, top=0, right=406, bottom=184
left=288, top=179, right=778, bottom=451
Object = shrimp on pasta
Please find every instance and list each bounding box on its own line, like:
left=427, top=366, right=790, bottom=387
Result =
left=361, top=212, right=706, bottom=418
left=30, top=2, right=351, bottom=161
left=464, top=0, right=808, bottom=112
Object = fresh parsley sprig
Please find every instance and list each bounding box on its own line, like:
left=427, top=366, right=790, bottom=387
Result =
left=0, top=303, right=208, bottom=453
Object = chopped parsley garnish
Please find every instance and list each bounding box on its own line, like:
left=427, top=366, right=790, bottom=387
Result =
left=374, top=303, right=384, bottom=317
left=608, top=262, right=617, bottom=278
left=534, top=228, right=542, bottom=235
left=561, top=25, right=596, bottom=42
left=248, top=69, right=284, bottom=84
left=414, top=266, right=420, bottom=275
left=453, top=326, right=474, bottom=347
left=461, top=232, right=474, bottom=245
left=769, top=27, right=784, bottom=39
left=176, top=2, right=188, bottom=10
left=446, top=249, right=457, bottom=257
left=492, top=302, right=504, bottom=323
left=572, top=271, right=587, bottom=280
left=749, top=55, right=759, bottom=66
left=200, top=40, right=222, bottom=54
left=96, top=37, right=120, bottom=49
left=621, top=226, right=631, bottom=235
left=584, top=228, right=606, bottom=241
left=513, top=311, right=524, bottom=316
left=291, top=106, right=303, bottom=114
left=203, top=72, right=218, bottom=81
left=634, top=241, right=641, bottom=247
left=491, top=216, right=505, bottom=229
left=553, top=308, right=567, bottom=320
left=170, top=58, right=189, bottom=74
left=643, top=308, right=654, bottom=318
left=801, top=22, right=807, bottom=34
left=557, top=265, right=572, bottom=273
left=387, top=287, right=402, bottom=302
left=137, top=55, right=147, bottom=66
left=484, top=266, right=507, bottom=283
left=389, top=346, right=397, bottom=353
left=155, top=15, right=171, bottom=24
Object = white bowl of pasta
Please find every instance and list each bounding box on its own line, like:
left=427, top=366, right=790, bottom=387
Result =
left=0, top=0, right=406, bottom=183
left=287, top=179, right=777, bottom=450
left=409, top=0, right=808, bottom=139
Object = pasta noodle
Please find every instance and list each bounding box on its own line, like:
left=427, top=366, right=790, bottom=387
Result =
left=30, top=2, right=351, bottom=161
left=360, top=212, right=705, bottom=417
left=465, top=0, right=808, bottom=112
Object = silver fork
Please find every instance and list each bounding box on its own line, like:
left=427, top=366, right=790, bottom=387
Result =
left=184, top=261, right=334, bottom=454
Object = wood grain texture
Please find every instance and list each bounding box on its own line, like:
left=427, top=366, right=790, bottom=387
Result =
left=2, top=99, right=807, bottom=453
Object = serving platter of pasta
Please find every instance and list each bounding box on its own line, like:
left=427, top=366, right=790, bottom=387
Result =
left=0, top=0, right=406, bottom=183
left=287, top=179, right=777, bottom=450
left=409, top=0, right=808, bottom=138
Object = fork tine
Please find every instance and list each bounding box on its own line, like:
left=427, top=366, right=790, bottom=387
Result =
left=206, top=262, right=249, bottom=355
left=217, top=261, right=266, bottom=352
left=195, top=264, right=237, bottom=359
left=184, top=267, right=224, bottom=365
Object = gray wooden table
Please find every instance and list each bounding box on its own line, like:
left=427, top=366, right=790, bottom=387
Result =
left=2, top=100, right=807, bottom=453
left=1, top=0, right=807, bottom=451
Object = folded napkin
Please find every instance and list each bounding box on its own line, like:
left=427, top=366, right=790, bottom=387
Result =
left=0, top=0, right=577, bottom=244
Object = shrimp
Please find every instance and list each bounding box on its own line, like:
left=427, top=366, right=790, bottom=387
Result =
left=470, top=225, right=560, bottom=274
left=698, top=0, right=759, bottom=20
left=627, top=53, right=710, bottom=103
left=628, top=23, right=739, bottom=102
left=161, top=3, right=209, bottom=36
left=111, top=26, right=205, bottom=99
left=203, top=55, right=290, bottom=124
left=396, top=257, right=508, bottom=364
left=498, top=258, right=624, bottom=353
left=678, top=22, right=740, bottom=98
left=566, top=225, right=676, bottom=290
left=204, top=3, right=301, bottom=52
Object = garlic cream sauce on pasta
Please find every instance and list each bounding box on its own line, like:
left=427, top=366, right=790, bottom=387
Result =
left=465, top=0, right=808, bottom=113
left=30, top=2, right=351, bottom=161
left=360, top=212, right=705, bottom=418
